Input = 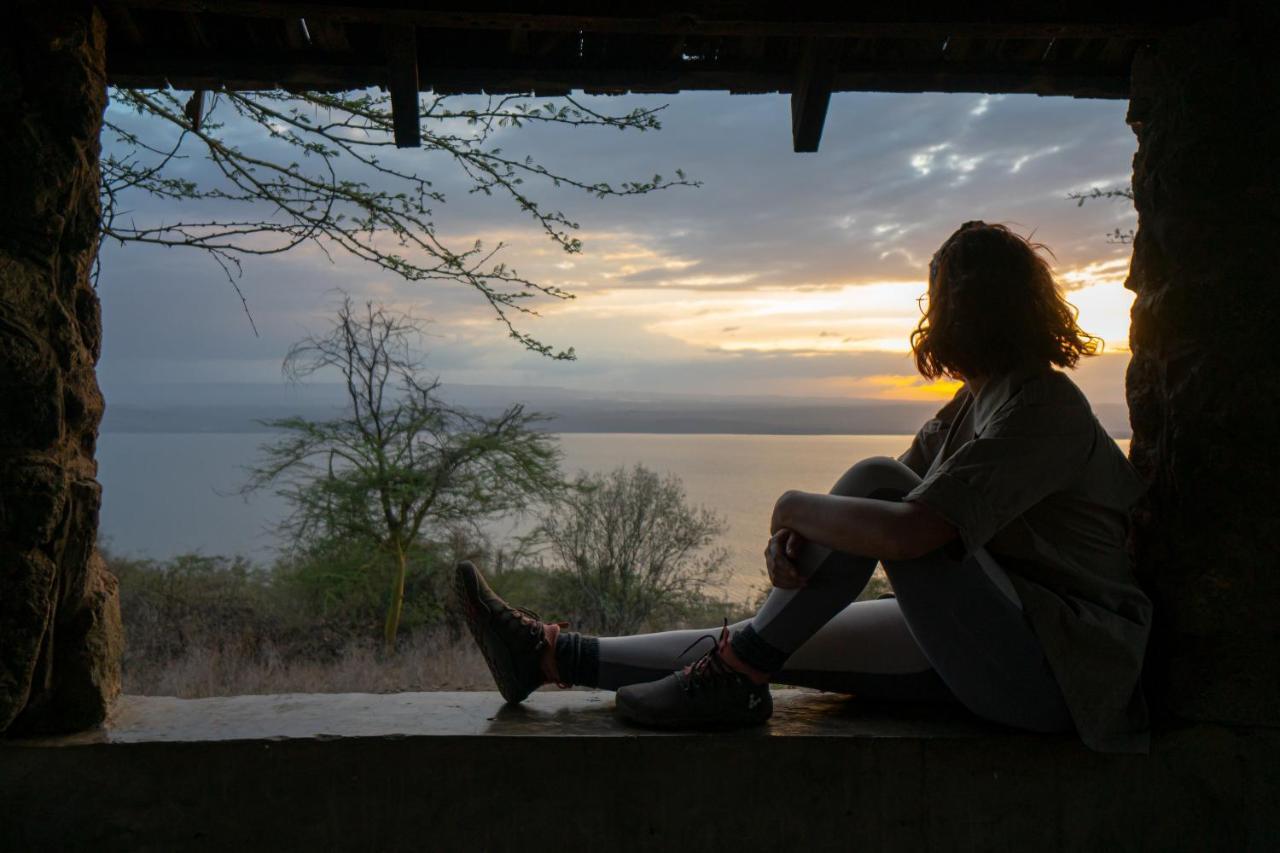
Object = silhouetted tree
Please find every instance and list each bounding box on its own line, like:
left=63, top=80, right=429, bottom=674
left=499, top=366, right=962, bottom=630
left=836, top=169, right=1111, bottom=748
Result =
left=242, top=294, right=565, bottom=650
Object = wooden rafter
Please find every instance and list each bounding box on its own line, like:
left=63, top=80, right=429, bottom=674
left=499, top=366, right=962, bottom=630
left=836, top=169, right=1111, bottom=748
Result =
left=105, top=53, right=1134, bottom=99
left=305, top=16, right=351, bottom=51
left=283, top=17, right=310, bottom=49
left=108, top=1, right=1188, bottom=39
left=384, top=25, right=420, bottom=148
left=100, top=2, right=1207, bottom=113
left=100, top=1, right=145, bottom=46
left=183, top=89, right=206, bottom=130
left=791, top=38, right=839, bottom=152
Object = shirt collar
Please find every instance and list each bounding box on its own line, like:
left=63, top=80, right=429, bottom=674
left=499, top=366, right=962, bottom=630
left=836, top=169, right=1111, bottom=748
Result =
left=967, top=363, right=1052, bottom=436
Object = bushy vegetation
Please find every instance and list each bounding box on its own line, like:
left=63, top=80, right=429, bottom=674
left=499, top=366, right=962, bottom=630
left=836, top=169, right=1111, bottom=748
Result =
left=109, top=295, right=836, bottom=697
left=534, top=464, right=732, bottom=634
left=110, top=461, right=765, bottom=697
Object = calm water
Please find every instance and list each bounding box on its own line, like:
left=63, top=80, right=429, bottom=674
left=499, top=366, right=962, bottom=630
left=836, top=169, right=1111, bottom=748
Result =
left=97, top=432, right=1131, bottom=599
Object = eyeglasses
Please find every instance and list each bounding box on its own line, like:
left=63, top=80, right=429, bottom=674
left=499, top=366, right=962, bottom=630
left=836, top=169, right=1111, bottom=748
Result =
left=916, top=293, right=929, bottom=314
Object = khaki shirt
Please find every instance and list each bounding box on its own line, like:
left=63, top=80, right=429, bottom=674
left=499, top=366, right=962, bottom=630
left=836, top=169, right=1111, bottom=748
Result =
left=898, top=364, right=1153, bottom=753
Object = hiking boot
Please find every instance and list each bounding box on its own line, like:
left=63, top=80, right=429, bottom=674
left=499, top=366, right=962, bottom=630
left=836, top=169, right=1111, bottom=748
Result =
left=614, top=622, right=773, bottom=729
left=454, top=560, right=567, bottom=704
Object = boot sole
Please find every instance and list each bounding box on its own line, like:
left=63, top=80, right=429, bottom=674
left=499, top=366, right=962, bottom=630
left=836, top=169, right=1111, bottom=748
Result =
left=614, top=689, right=772, bottom=730
left=454, top=562, right=535, bottom=705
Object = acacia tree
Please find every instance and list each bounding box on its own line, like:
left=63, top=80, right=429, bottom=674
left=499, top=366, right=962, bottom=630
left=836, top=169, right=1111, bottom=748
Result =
left=536, top=463, right=729, bottom=634
left=100, top=87, right=698, bottom=356
left=242, top=293, right=565, bottom=650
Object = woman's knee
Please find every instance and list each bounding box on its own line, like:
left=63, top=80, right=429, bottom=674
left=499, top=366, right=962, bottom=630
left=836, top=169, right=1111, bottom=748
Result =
left=830, top=456, right=921, bottom=498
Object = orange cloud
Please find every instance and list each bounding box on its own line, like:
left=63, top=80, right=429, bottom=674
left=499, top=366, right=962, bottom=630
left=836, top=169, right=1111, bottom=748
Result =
left=835, top=374, right=964, bottom=401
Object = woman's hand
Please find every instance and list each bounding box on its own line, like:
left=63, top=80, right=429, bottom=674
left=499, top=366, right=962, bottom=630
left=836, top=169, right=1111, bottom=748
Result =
left=770, top=490, right=802, bottom=534
left=765, top=527, right=808, bottom=589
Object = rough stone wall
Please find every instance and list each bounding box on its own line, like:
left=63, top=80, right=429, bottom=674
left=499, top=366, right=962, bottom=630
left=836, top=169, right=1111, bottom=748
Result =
left=1125, top=5, right=1280, bottom=726
left=0, top=4, right=121, bottom=734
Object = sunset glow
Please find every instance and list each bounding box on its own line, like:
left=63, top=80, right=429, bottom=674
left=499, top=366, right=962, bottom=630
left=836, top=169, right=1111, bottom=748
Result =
left=100, top=89, right=1139, bottom=405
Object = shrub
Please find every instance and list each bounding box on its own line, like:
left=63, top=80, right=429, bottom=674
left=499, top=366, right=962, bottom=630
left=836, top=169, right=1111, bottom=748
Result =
left=109, top=549, right=288, bottom=665
left=534, top=463, right=731, bottom=634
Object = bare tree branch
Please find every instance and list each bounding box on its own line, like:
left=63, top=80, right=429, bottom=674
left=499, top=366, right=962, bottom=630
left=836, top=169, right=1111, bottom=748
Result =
left=100, top=87, right=700, bottom=359
left=1067, top=184, right=1136, bottom=245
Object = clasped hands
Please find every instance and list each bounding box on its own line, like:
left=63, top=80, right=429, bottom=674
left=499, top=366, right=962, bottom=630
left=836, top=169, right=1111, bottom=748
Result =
left=765, top=490, right=810, bottom=589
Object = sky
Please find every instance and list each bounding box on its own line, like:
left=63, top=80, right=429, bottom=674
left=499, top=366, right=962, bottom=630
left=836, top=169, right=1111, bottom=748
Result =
left=97, top=87, right=1139, bottom=409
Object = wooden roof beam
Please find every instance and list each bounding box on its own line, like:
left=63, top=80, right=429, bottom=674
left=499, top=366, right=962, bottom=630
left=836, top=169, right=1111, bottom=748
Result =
left=101, top=1, right=145, bottom=46
left=283, top=17, right=311, bottom=48
left=105, top=57, right=1132, bottom=98
left=384, top=25, right=420, bottom=148
left=791, top=38, right=839, bottom=152
left=110, top=2, right=1191, bottom=39
left=304, top=16, right=350, bottom=51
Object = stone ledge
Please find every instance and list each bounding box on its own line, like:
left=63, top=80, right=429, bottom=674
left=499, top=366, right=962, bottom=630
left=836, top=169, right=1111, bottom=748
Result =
left=1, top=691, right=1276, bottom=852
left=4, top=689, right=1010, bottom=745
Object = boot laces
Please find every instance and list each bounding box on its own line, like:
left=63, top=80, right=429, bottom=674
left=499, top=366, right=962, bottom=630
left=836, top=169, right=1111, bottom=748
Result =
left=511, top=605, right=546, bottom=643
left=676, top=618, right=739, bottom=695
left=512, top=606, right=573, bottom=689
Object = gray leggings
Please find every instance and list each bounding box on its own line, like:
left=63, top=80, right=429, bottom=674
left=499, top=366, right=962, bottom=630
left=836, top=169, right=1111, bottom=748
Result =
left=595, top=456, right=1075, bottom=734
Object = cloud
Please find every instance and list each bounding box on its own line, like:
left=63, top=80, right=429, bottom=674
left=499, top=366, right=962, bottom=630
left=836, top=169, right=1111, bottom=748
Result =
left=848, top=374, right=964, bottom=401
left=98, top=87, right=1137, bottom=407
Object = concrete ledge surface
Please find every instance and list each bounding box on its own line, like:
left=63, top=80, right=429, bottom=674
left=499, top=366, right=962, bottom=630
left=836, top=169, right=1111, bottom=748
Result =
left=6, top=688, right=1007, bottom=745
left=2, top=690, right=1276, bottom=852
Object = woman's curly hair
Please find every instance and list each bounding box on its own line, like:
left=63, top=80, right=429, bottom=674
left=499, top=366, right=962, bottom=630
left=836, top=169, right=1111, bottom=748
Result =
left=910, top=221, right=1103, bottom=381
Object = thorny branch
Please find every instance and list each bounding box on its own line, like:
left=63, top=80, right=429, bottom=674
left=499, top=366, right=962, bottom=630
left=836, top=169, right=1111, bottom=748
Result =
left=1067, top=184, right=1135, bottom=245
left=100, top=88, right=700, bottom=357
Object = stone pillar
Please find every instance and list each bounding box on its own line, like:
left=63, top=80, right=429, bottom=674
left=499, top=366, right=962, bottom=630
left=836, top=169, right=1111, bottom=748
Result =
left=1125, top=5, right=1280, bottom=726
left=0, top=4, right=121, bottom=734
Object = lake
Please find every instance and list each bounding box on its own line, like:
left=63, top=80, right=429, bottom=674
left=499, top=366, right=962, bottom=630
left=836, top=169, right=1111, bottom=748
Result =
left=97, top=432, right=1131, bottom=600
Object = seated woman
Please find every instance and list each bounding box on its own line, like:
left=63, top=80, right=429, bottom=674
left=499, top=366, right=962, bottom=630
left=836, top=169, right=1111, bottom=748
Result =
left=454, top=220, right=1154, bottom=754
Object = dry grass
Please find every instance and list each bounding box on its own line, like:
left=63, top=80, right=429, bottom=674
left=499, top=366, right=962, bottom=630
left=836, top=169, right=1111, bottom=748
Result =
left=123, top=629, right=495, bottom=698
left=118, top=567, right=891, bottom=699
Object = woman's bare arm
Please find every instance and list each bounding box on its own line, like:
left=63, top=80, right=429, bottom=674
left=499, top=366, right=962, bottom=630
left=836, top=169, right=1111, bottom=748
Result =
left=770, top=490, right=958, bottom=562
